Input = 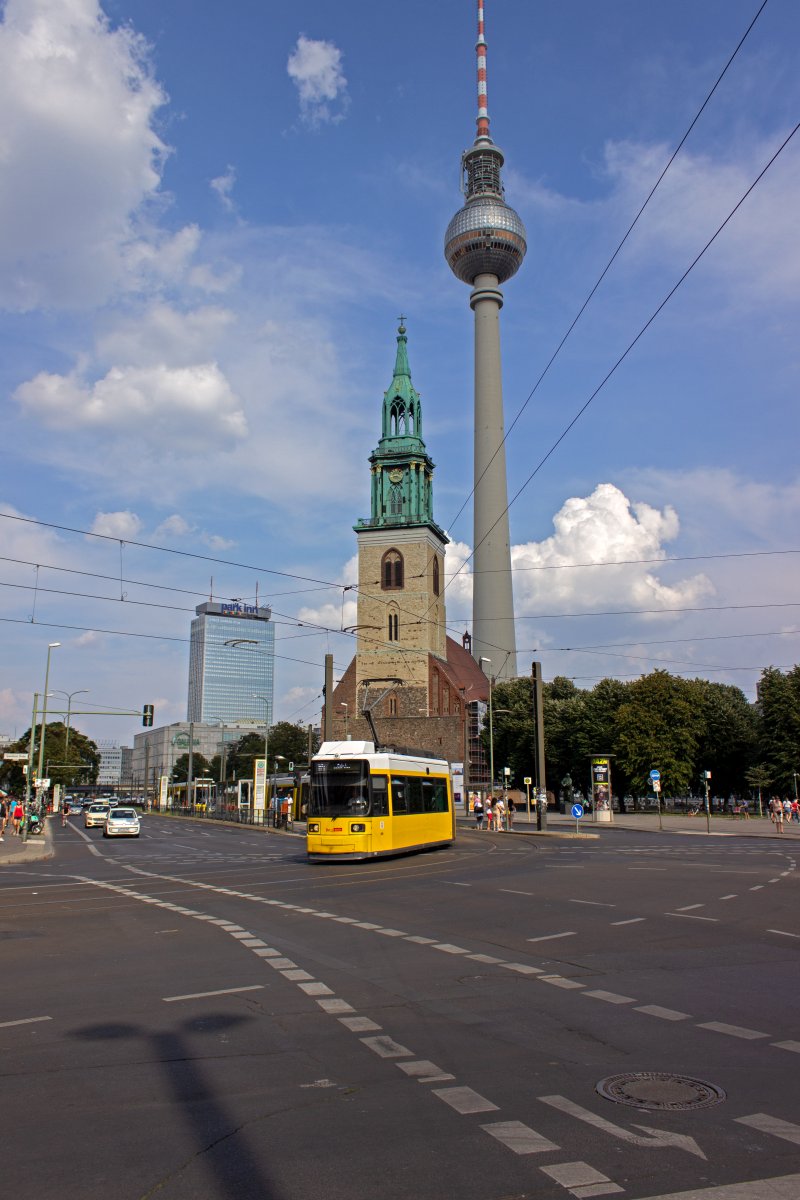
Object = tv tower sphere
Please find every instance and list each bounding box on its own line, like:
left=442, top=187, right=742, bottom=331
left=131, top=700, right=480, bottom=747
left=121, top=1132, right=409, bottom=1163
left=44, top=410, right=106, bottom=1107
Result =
left=444, top=0, right=525, bottom=684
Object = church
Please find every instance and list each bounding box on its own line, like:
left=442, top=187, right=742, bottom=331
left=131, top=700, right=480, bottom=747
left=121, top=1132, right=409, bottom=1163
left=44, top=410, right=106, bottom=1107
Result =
left=326, top=322, right=490, bottom=791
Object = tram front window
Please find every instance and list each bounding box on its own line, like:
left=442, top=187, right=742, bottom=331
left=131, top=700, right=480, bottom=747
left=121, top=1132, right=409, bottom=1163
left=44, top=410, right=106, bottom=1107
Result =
left=310, top=761, right=372, bottom=817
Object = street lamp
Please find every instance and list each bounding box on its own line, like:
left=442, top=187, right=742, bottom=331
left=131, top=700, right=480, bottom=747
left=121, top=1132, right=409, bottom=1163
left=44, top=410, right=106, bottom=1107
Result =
left=479, top=656, right=494, bottom=799
left=36, top=642, right=61, bottom=798
left=49, top=688, right=89, bottom=768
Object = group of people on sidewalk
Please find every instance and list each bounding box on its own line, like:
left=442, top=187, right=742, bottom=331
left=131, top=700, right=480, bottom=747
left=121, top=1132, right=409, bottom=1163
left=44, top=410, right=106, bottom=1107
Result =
left=769, top=795, right=799, bottom=832
left=0, top=795, right=25, bottom=840
left=472, top=795, right=515, bottom=832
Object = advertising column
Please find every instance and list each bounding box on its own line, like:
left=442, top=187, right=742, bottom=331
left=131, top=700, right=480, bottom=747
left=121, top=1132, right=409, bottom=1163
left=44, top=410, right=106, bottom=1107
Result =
left=591, top=756, right=613, bottom=824
left=254, top=758, right=267, bottom=824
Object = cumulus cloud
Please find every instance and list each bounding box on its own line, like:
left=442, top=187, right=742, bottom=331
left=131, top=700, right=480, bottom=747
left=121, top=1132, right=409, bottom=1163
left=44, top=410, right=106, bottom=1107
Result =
left=15, top=362, right=248, bottom=450
left=95, top=303, right=235, bottom=368
left=512, top=483, right=712, bottom=615
left=90, top=510, right=143, bottom=540
left=287, top=34, right=349, bottom=127
left=153, top=514, right=191, bottom=539
left=0, top=0, right=173, bottom=309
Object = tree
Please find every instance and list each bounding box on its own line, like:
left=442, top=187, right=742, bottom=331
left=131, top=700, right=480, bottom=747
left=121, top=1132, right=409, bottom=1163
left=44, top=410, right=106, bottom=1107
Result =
left=615, top=671, right=703, bottom=796
left=756, top=666, right=800, bottom=794
left=0, top=722, right=99, bottom=794
left=269, top=721, right=316, bottom=768
left=172, top=753, right=211, bottom=783
left=689, top=679, right=757, bottom=797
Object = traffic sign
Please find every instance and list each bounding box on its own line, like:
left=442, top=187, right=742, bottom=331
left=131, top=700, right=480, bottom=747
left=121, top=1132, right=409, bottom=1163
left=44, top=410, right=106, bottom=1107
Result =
left=649, top=769, right=660, bottom=781
left=653, top=780, right=661, bottom=792
left=3, top=752, right=28, bottom=761
left=571, top=803, right=584, bottom=819
left=523, top=776, right=532, bottom=786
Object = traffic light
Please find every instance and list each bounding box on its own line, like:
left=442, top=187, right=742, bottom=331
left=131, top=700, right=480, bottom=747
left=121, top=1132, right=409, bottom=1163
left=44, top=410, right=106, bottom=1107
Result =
left=142, top=704, right=154, bottom=727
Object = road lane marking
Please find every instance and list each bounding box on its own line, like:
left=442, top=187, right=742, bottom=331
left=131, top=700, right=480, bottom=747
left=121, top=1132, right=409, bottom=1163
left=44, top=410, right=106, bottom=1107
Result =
left=540, top=975, right=585, bottom=990
left=720, top=894, right=737, bottom=900
left=676, top=903, right=704, bottom=911
left=768, top=929, right=800, bottom=939
left=397, top=1060, right=455, bottom=1083
left=585, top=990, right=635, bottom=1005
left=432, top=1086, right=499, bottom=1114
left=772, top=1041, right=800, bottom=1053
left=736, top=1113, right=800, bottom=1146
left=316, top=998, right=354, bottom=1014
left=539, top=1094, right=705, bottom=1159
left=698, top=1021, right=768, bottom=1040
left=750, top=885, right=764, bottom=891
left=405, top=935, right=437, bottom=944
left=434, top=943, right=469, bottom=954
left=468, top=953, right=505, bottom=963
left=377, top=928, right=407, bottom=937
left=163, top=985, right=264, bottom=1002
left=0, top=1015, right=52, bottom=1028
left=481, top=1121, right=559, bottom=1155
left=502, top=963, right=543, bottom=975
left=610, top=917, right=646, bottom=925
left=265, top=957, right=297, bottom=969
left=666, top=913, right=718, bottom=922
left=569, top=899, right=615, bottom=907
left=282, top=969, right=314, bottom=981
left=635, top=1005, right=691, bottom=1021
left=540, top=1160, right=623, bottom=1196
left=339, top=1016, right=381, bottom=1032
left=527, top=931, right=577, bottom=943
left=298, top=982, right=334, bottom=996
left=501, top=889, right=534, bottom=896
left=360, top=1035, right=413, bottom=1058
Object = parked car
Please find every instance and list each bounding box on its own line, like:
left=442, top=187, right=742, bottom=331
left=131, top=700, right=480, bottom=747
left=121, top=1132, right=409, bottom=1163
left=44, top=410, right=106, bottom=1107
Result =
left=84, top=802, right=111, bottom=828
left=104, top=808, right=140, bottom=838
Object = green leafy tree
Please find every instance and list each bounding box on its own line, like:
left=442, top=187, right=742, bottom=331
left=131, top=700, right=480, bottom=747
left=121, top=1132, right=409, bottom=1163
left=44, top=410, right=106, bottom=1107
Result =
left=486, top=676, right=535, bottom=787
left=689, top=679, right=757, bottom=797
left=269, top=721, right=316, bottom=768
left=744, top=764, right=772, bottom=815
left=0, top=722, right=99, bottom=793
left=756, top=666, right=800, bottom=794
left=172, top=753, right=211, bottom=783
left=615, top=671, right=703, bottom=795
left=227, top=732, right=265, bottom=782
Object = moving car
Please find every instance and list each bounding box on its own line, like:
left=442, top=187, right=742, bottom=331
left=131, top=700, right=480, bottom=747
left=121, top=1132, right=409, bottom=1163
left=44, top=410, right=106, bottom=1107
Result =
left=104, top=807, right=140, bottom=838
left=84, top=802, right=111, bottom=828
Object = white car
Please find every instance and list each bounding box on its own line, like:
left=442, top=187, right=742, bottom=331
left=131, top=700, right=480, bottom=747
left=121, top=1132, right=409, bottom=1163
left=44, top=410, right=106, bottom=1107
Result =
left=103, top=807, right=140, bottom=838
left=85, top=802, right=111, bottom=828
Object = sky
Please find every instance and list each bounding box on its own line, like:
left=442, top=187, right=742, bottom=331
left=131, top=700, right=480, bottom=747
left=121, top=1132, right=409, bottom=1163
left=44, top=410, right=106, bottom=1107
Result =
left=1, top=0, right=799, bottom=749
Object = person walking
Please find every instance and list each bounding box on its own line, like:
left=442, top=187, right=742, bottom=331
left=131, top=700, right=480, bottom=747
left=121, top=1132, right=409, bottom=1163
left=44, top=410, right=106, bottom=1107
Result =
left=507, top=796, right=515, bottom=830
left=770, top=795, right=784, bottom=833
left=0, top=795, right=8, bottom=841
left=485, top=798, right=495, bottom=832
left=494, top=795, right=506, bottom=832
left=473, top=796, right=484, bottom=830
left=11, top=798, right=24, bottom=836
left=61, top=799, right=71, bottom=828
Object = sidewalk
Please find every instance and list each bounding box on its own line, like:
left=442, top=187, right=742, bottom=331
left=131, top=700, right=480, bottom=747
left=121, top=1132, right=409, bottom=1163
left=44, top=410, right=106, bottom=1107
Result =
left=458, top=810, right=800, bottom=840
left=0, top=819, right=54, bottom=866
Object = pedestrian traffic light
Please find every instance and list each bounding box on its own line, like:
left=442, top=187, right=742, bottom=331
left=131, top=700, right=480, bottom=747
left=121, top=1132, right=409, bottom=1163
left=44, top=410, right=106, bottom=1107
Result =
left=142, top=704, right=154, bottom=727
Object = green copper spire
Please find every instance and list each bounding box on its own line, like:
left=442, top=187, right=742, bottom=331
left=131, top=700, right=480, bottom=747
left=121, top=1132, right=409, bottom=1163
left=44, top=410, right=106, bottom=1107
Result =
left=355, top=321, right=447, bottom=541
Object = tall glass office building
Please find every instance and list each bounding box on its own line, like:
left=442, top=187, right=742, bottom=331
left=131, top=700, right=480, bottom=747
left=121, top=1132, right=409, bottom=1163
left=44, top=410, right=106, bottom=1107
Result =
left=187, top=601, right=275, bottom=724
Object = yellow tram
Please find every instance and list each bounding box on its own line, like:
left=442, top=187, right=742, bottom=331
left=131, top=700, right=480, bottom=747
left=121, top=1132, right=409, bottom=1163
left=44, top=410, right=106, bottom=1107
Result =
left=306, top=740, right=454, bottom=862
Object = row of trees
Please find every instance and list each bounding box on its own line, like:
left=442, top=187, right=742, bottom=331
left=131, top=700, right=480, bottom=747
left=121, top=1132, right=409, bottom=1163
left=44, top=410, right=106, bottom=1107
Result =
left=171, top=722, right=317, bottom=784
left=488, top=666, right=800, bottom=800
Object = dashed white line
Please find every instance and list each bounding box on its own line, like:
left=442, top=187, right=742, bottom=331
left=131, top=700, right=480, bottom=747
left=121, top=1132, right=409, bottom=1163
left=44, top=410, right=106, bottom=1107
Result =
left=675, top=903, right=704, bottom=911
left=698, top=1021, right=768, bottom=1040
left=540, top=1160, right=623, bottom=1196
left=527, top=931, right=577, bottom=943
left=481, top=1120, right=558, bottom=1155
left=772, top=1040, right=800, bottom=1054
left=397, top=1060, right=455, bottom=1083
left=0, top=1015, right=52, bottom=1029
left=585, top=990, right=635, bottom=1005
left=540, top=976, right=585, bottom=990
left=635, top=1005, right=691, bottom=1021
left=569, top=899, right=615, bottom=907
left=736, top=1113, right=800, bottom=1146
left=768, top=929, right=800, bottom=939
left=361, top=1035, right=412, bottom=1058
left=720, top=894, right=738, bottom=900
left=432, top=1086, right=499, bottom=1115
left=163, top=985, right=263, bottom=1002
left=501, top=889, right=534, bottom=896
left=666, top=912, right=718, bottom=922
left=610, top=917, right=646, bottom=926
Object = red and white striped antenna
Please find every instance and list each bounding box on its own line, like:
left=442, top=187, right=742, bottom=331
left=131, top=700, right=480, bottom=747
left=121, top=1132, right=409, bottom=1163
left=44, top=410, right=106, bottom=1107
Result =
left=476, top=1, right=491, bottom=142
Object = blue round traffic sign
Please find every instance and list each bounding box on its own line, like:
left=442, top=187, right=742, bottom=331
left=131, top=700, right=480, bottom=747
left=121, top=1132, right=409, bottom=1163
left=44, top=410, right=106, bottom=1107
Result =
left=649, top=769, right=660, bottom=781
left=571, top=803, right=584, bottom=819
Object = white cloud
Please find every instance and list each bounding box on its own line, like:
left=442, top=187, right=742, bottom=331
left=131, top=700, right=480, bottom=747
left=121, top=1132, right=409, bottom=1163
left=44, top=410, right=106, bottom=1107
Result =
left=512, top=483, right=713, bottom=616
left=0, top=0, right=171, bottom=309
left=90, top=510, right=143, bottom=540
left=211, top=166, right=237, bottom=213
left=95, top=303, right=235, bottom=368
left=15, top=362, right=248, bottom=450
left=153, top=514, right=191, bottom=539
left=287, top=35, right=349, bottom=127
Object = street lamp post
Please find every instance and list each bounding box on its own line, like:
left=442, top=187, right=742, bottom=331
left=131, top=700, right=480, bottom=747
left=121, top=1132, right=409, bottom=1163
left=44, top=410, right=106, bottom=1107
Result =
left=36, top=642, right=60, bottom=801
left=50, top=688, right=89, bottom=781
left=479, top=657, right=494, bottom=801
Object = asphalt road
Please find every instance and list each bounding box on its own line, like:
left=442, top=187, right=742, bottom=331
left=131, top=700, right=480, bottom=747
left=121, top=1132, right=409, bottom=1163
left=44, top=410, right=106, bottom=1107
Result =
left=1, top=816, right=798, bottom=1200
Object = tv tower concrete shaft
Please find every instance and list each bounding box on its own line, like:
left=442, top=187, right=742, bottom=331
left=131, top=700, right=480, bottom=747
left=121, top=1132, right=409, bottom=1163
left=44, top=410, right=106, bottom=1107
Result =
left=443, top=0, right=525, bottom=682
left=471, top=273, right=516, bottom=680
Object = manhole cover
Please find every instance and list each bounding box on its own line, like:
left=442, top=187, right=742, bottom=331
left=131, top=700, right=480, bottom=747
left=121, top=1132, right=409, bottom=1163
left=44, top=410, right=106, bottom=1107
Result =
left=596, top=1072, right=726, bottom=1111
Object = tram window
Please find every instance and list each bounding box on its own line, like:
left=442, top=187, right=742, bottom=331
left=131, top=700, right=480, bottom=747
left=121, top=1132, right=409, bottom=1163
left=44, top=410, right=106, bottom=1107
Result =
left=371, top=775, right=389, bottom=816
left=421, top=778, right=448, bottom=813
left=391, top=774, right=448, bottom=815
left=391, top=777, right=408, bottom=814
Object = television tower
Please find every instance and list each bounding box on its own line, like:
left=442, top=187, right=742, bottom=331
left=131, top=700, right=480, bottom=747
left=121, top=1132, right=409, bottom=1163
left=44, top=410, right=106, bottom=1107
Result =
left=444, top=0, right=526, bottom=682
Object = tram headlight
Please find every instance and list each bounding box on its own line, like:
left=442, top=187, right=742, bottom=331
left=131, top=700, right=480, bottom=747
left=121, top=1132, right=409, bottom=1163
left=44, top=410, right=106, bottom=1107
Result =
left=351, top=823, right=366, bottom=833
left=307, top=822, right=319, bottom=833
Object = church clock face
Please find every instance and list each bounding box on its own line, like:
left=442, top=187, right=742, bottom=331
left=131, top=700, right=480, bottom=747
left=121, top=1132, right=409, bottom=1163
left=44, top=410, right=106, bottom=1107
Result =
left=388, top=469, right=404, bottom=483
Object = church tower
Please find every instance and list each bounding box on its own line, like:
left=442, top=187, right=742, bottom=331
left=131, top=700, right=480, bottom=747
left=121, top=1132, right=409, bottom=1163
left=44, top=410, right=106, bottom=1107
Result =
left=354, top=321, right=448, bottom=704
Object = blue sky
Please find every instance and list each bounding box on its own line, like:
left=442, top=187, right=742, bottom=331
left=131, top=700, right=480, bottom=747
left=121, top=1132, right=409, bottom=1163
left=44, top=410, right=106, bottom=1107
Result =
left=1, top=0, right=799, bottom=747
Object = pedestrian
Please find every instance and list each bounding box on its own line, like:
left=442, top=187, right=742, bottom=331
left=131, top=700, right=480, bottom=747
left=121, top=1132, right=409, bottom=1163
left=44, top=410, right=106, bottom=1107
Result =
left=507, top=796, right=515, bottom=830
left=770, top=796, right=784, bottom=833
left=0, top=795, right=8, bottom=840
left=485, top=797, right=495, bottom=832
left=11, top=798, right=24, bottom=836
left=61, top=799, right=70, bottom=828
left=791, top=797, right=800, bottom=824
left=473, top=796, right=484, bottom=830
left=494, top=795, right=506, bottom=831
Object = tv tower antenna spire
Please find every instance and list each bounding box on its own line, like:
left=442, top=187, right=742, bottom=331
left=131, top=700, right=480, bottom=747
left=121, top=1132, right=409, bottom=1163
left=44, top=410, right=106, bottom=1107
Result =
left=444, top=0, right=527, bottom=682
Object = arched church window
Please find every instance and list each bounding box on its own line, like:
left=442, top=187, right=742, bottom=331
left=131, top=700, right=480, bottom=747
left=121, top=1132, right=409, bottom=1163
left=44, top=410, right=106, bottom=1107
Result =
left=432, top=556, right=440, bottom=596
left=382, top=549, right=404, bottom=590
left=387, top=612, right=399, bottom=642
left=389, top=485, right=402, bottom=515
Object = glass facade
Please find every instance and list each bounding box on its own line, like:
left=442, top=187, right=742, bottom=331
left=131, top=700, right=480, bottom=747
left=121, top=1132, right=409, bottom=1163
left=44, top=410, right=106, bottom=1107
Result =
left=187, top=602, right=274, bottom=725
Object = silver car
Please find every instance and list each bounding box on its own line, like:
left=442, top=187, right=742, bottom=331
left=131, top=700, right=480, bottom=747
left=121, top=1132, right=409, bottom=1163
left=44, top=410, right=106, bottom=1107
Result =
left=104, top=807, right=141, bottom=838
left=84, top=802, right=111, bottom=828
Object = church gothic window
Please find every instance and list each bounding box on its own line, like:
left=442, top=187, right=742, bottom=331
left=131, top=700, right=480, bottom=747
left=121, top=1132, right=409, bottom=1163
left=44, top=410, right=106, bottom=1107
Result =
left=382, top=549, right=404, bottom=590
left=432, top=556, right=440, bottom=596
left=389, top=485, right=402, bottom=515
left=388, top=611, right=399, bottom=641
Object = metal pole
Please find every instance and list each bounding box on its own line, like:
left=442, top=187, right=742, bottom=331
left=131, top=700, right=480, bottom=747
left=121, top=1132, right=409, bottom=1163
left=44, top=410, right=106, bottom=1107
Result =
left=532, top=661, right=547, bottom=831
left=22, top=693, right=39, bottom=843
left=705, top=776, right=711, bottom=835
left=187, top=722, right=194, bottom=811
left=36, top=642, right=60, bottom=795
left=323, top=654, right=334, bottom=741
left=480, top=657, right=493, bottom=804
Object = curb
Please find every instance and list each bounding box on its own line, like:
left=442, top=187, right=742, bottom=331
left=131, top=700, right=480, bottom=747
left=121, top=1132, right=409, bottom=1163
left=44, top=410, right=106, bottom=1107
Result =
left=0, top=820, right=54, bottom=866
